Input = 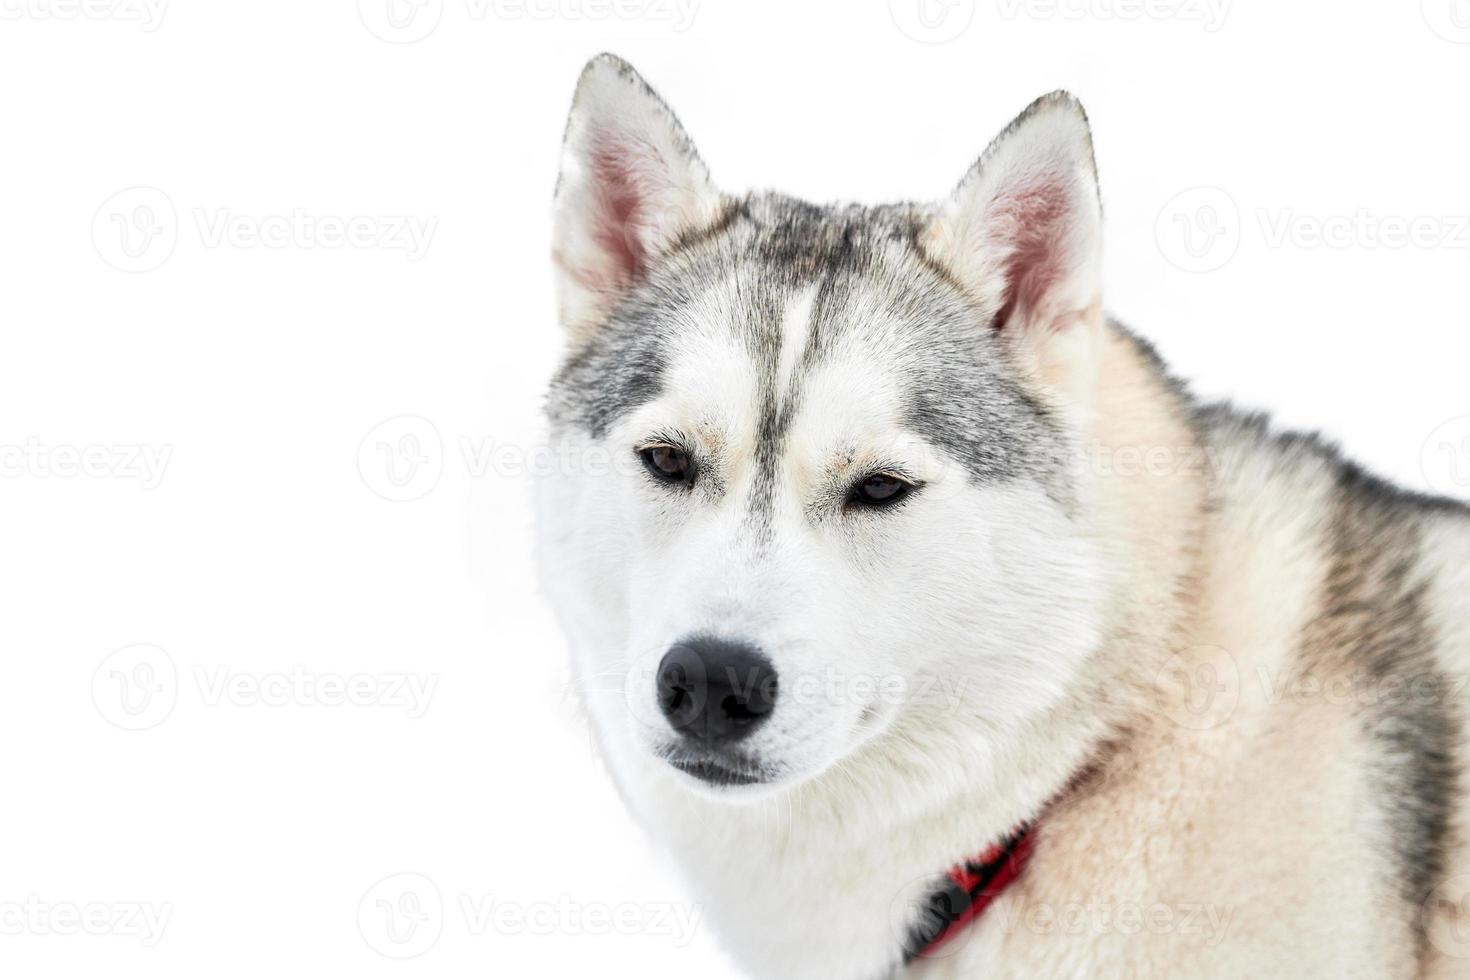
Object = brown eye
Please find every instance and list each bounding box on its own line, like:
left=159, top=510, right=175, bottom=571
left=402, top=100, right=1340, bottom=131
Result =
left=640, top=445, right=694, bottom=484
left=851, top=472, right=913, bottom=508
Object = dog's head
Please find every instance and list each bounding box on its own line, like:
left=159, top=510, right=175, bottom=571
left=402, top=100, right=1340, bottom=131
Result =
left=540, top=55, right=1110, bottom=801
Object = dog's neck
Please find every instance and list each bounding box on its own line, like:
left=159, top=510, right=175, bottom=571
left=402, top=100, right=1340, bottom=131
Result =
left=604, top=320, right=1207, bottom=979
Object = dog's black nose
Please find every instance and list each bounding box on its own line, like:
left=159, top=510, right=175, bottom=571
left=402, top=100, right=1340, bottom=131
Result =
left=656, top=638, right=777, bottom=744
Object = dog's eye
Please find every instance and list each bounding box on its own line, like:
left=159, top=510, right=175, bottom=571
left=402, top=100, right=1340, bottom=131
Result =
left=850, top=472, right=913, bottom=508
left=640, top=444, right=694, bottom=485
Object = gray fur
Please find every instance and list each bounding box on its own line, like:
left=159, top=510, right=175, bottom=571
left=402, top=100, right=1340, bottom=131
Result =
left=547, top=192, right=1069, bottom=501
left=1196, top=406, right=1467, bottom=961
left=546, top=59, right=1470, bottom=973
left=1314, top=456, right=1461, bottom=954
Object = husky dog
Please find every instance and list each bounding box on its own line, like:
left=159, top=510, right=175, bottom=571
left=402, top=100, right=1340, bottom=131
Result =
left=536, top=54, right=1470, bottom=978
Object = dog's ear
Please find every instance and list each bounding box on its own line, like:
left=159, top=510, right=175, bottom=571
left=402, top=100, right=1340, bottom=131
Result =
left=922, top=92, right=1103, bottom=390
left=552, top=54, right=727, bottom=345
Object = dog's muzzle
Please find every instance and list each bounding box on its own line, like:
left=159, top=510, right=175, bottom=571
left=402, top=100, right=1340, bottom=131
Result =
left=655, top=637, right=778, bottom=784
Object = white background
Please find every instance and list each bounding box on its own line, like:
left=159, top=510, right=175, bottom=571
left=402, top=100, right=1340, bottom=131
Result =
left=2, top=1, right=1468, bottom=976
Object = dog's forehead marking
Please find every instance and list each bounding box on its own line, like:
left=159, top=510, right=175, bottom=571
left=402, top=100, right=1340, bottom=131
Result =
left=547, top=194, right=1070, bottom=501
left=743, top=285, right=810, bottom=543
left=774, top=285, right=819, bottom=417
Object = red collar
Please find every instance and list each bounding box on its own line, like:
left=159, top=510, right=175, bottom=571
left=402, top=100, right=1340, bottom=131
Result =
left=905, top=825, right=1036, bottom=963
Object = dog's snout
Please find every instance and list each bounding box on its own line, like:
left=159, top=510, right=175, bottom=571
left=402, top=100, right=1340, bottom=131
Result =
left=656, top=638, right=778, bottom=744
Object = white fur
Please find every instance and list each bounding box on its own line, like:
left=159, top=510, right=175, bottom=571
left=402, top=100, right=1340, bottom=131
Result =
left=539, top=58, right=1469, bottom=979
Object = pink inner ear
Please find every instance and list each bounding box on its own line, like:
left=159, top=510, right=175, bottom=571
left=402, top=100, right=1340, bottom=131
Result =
left=988, top=172, right=1074, bottom=333
left=588, top=129, right=659, bottom=287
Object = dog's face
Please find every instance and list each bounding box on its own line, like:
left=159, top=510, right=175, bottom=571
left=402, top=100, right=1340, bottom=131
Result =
left=541, top=55, right=1110, bottom=801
